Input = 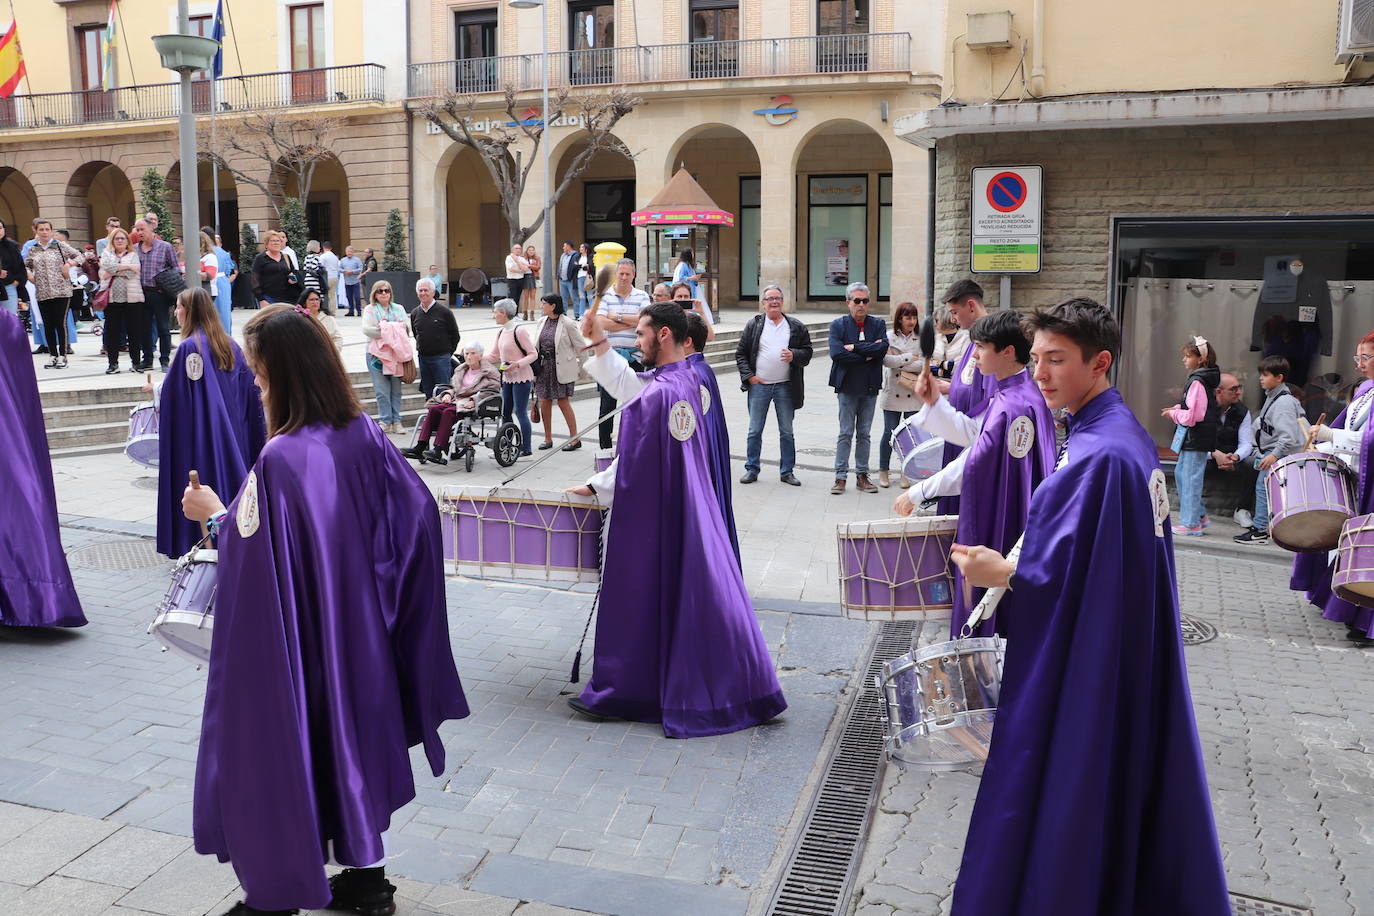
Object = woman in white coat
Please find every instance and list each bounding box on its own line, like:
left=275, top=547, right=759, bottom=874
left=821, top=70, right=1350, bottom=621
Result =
left=532, top=293, right=587, bottom=450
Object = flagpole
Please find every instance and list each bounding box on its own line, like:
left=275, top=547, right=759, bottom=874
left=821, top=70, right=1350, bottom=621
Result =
left=5, top=0, right=34, bottom=99
left=211, top=79, right=220, bottom=233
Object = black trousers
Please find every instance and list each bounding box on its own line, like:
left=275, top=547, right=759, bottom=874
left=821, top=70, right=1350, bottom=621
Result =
left=596, top=354, right=644, bottom=449
left=103, top=302, right=134, bottom=369
left=142, top=286, right=172, bottom=364
left=37, top=298, right=70, bottom=355
left=126, top=298, right=152, bottom=370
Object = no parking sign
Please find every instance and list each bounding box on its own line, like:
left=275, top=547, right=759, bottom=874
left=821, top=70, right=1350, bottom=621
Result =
left=970, top=166, right=1042, bottom=273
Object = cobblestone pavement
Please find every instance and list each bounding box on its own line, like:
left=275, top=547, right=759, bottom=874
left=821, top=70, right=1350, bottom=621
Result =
left=853, top=550, right=1374, bottom=916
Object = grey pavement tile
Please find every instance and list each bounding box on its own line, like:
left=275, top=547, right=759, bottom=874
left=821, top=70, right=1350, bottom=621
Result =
left=470, top=853, right=746, bottom=916
left=0, top=810, right=119, bottom=887
left=57, top=825, right=190, bottom=889
left=16, top=874, right=126, bottom=915
left=417, top=885, right=520, bottom=916
left=112, top=847, right=240, bottom=916
left=0, top=801, right=54, bottom=846
left=0, top=759, right=146, bottom=820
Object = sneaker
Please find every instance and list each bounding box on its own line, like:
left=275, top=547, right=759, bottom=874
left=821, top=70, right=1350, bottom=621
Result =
left=1171, top=524, right=1204, bottom=537
left=831, top=478, right=847, bottom=495
left=855, top=474, right=879, bottom=493
left=1200, top=515, right=1211, bottom=529
left=1233, top=527, right=1269, bottom=545
left=326, top=867, right=396, bottom=916
left=1234, top=509, right=1254, bottom=529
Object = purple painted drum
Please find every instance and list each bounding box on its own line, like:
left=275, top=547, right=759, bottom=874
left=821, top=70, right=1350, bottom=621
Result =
left=1267, top=451, right=1356, bottom=552
left=125, top=403, right=160, bottom=468
left=877, top=636, right=1006, bottom=770
left=836, top=516, right=957, bottom=620
left=439, top=485, right=605, bottom=584
left=1332, top=513, right=1374, bottom=609
left=594, top=449, right=615, bottom=474
left=148, top=548, right=217, bottom=665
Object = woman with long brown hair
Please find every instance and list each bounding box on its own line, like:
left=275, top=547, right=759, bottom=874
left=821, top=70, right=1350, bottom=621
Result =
left=156, top=287, right=266, bottom=559
left=180, top=305, right=468, bottom=916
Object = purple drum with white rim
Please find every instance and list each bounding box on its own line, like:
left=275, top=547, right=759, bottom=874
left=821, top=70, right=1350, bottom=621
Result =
left=439, top=485, right=605, bottom=584
left=890, top=418, right=944, bottom=481
left=148, top=548, right=217, bottom=666
left=1267, top=451, right=1356, bottom=552
left=594, top=449, right=615, bottom=474
left=125, top=403, right=160, bottom=468
left=836, top=516, right=957, bottom=620
left=1333, top=513, right=1374, bottom=609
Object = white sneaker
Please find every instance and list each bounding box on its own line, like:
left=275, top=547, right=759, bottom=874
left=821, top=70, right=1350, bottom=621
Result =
left=1234, top=509, right=1253, bottom=529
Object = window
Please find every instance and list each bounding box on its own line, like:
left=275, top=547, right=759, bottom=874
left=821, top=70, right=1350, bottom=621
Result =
left=690, top=0, right=738, bottom=79
left=455, top=8, right=497, bottom=93
left=739, top=177, right=760, bottom=297
left=878, top=174, right=891, bottom=298
left=807, top=175, right=868, bottom=299
left=569, top=1, right=614, bottom=85
left=817, top=0, right=868, bottom=34
left=190, top=13, right=213, bottom=104
left=584, top=179, right=634, bottom=254
left=75, top=25, right=112, bottom=120
left=289, top=3, right=326, bottom=102
left=816, top=0, right=869, bottom=72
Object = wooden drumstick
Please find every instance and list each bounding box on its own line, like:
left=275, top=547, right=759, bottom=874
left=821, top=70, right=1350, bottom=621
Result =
left=961, top=536, right=1024, bottom=636
left=1304, top=413, right=1328, bottom=452
left=189, top=470, right=208, bottom=539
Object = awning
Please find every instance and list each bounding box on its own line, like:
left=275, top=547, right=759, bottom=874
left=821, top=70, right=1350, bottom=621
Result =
left=631, top=168, right=734, bottom=228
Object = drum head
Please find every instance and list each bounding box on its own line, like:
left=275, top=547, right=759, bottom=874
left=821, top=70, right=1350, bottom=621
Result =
left=125, top=436, right=159, bottom=469
left=1333, top=579, right=1374, bottom=609
left=887, top=711, right=996, bottom=771
left=1270, top=512, right=1349, bottom=553
left=150, top=609, right=213, bottom=665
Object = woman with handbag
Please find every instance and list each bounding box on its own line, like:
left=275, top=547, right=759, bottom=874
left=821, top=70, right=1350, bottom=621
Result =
left=251, top=230, right=298, bottom=307
left=362, top=280, right=414, bottom=434
left=485, top=297, right=536, bottom=457
left=575, top=242, right=593, bottom=318
left=98, top=227, right=143, bottom=374
left=533, top=293, right=586, bottom=451
left=24, top=218, right=81, bottom=370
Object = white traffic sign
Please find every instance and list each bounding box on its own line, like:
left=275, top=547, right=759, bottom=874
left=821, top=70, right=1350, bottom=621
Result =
left=970, top=166, right=1042, bottom=274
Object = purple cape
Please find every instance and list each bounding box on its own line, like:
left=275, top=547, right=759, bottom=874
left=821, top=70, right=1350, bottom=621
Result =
left=688, top=352, right=740, bottom=565
left=193, top=415, right=469, bottom=910
left=0, top=310, right=85, bottom=627
left=1290, top=377, right=1374, bottom=636
left=952, top=388, right=1228, bottom=915
left=580, top=359, right=786, bottom=737
left=938, top=343, right=999, bottom=515
left=951, top=370, right=1055, bottom=638
left=157, top=331, right=266, bottom=558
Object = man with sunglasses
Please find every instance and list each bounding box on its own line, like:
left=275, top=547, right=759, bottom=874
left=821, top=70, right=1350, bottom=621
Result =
left=828, top=282, right=888, bottom=494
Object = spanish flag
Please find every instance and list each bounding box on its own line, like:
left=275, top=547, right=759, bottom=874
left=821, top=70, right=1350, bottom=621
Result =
left=0, top=21, right=25, bottom=100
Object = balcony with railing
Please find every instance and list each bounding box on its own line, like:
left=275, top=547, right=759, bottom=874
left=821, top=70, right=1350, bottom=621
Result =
left=408, top=33, right=912, bottom=99
left=0, top=63, right=386, bottom=132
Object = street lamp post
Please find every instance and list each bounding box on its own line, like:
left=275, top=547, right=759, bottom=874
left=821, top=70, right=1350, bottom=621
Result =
left=508, top=0, right=554, bottom=297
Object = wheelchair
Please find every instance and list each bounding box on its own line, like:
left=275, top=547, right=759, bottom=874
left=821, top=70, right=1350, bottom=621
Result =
left=404, top=389, right=522, bottom=472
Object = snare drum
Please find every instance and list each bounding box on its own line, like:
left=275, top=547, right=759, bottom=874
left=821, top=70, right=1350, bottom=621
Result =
left=836, top=516, right=957, bottom=620
left=148, top=548, right=217, bottom=665
left=594, top=449, right=615, bottom=474
left=439, top=485, right=604, bottom=584
left=890, top=423, right=945, bottom=482
left=1267, top=451, right=1356, bottom=552
left=125, top=404, right=160, bottom=469
left=1333, top=514, right=1374, bottom=608
left=876, top=636, right=1006, bottom=770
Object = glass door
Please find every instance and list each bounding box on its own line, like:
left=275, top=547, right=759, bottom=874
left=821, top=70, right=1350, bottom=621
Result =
left=816, top=0, right=869, bottom=73
left=190, top=15, right=214, bottom=112
left=690, top=1, right=739, bottom=79
left=455, top=9, right=497, bottom=93
left=76, top=25, right=112, bottom=122
left=569, top=1, right=614, bottom=86
left=289, top=3, right=326, bottom=104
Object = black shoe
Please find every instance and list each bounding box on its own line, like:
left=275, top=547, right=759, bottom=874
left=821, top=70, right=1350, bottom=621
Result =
left=105, top=366, right=120, bottom=375
left=563, top=440, right=582, bottom=451
left=217, top=902, right=298, bottom=915
left=1233, top=528, right=1269, bottom=545
left=520, top=450, right=533, bottom=457
left=32, top=345, right=47, bottom=354
left=567, top=696, right=612, bottom=721
left=423, top=447, right=447, bottom=465
left=739, top=471, right=758, bottom=484
left=160, top=359, right=170, bottom=370
left=326, top=867, right=397, bottom=916
left=780, top=473, right=801, bottom=487
left=1347, top=624, right=1374, bottom=649
left=63, top=346, right=74, bottom=355
left=400, top=445, right=426, bottom=461
left=538, top=441, right=555, bottom=450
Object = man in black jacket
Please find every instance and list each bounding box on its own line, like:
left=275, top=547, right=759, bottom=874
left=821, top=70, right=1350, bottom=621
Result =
left=409, top=278, right=460, bottom=398
left=735, top=285, right=813, bottom=486
left=827, top=282, right=888, bottom=494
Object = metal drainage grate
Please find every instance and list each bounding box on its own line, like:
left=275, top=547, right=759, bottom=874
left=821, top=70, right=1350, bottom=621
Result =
left=1230, top=892, right=1312, bottom=915
left=1181, top=613, right=1219, bottom=646
left=67, top=539, right=169, bottom=570
left=132, top=476, right=159, bottom=491
left=766, top=619, right=917, bottom=916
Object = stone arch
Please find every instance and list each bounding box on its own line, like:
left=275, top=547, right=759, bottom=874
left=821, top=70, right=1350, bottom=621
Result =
left=552, top=131, right=635, bottom=261
left=435, top=142, right=511, bottom=283
left=65, top=161, right=136, bottom=245
left=278, top=153, right=350, bottom=248
left=0, top=167, right=40, bottom=238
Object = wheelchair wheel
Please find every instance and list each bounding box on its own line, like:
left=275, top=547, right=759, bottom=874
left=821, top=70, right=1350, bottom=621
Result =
left=464, top=448, right=475, bottom=473
left=493, top=422, right=522, bottom=468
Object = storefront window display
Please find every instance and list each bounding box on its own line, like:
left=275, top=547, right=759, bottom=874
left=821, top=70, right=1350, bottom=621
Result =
left=740, top=176, right=760, bottom=298
left=878, top=174, right=892, bottom=299
left=808, top=175, right=867, bottom=299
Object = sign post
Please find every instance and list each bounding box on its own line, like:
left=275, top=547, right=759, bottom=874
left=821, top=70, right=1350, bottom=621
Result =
left=970, top=166, right=1042, bottom=275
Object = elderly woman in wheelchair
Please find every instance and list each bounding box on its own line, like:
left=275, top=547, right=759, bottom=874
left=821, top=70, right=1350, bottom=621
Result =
left=403, top=340, right=501, bottom=465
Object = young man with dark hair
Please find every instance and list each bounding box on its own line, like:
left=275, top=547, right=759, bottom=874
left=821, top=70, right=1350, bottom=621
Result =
left=1235, top=355, right=1302, bottom=545
left=897, top=308, right=1055, bottom=637
left=949, top=297, right=1229, bottom=914
left=567, top=301, right=784, bottom=737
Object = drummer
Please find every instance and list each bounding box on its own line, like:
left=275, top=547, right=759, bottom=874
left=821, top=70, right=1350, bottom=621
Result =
left=180, top=305, right=469, bottom=916
left=1296, top=332, right=1374, bottom=648
left=950, top=297, right=1229, bottom=913
left=894, top=309, right=1055, bottom=638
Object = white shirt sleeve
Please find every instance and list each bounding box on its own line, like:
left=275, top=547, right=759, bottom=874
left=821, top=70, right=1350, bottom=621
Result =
left=905, top=447, right=968, bottom=502
left=588, top=458, right=617, bottom=508
left=585, top=350, right=648, bottom=402
left=915, top=395, right=981, bottom=447
left=1332, top=427, right=1363, bottom=455
left=1234, top=412, right=1255, bottom=462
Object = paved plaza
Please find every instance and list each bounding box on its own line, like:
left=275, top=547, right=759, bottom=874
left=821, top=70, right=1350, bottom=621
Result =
left=2, top=340, right=1373, bottom=915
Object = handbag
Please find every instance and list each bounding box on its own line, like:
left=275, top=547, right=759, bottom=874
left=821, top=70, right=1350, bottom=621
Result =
left=401, top=359, right=418, bottom=384
left=510, top=323, right=543, bottom=379
left=153, top=265, right=186, bottom=299
left=91, top=280, right=111, bottom=312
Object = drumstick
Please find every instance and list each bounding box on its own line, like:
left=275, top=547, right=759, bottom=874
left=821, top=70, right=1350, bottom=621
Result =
left=189, top=470, right=208, bottom=539
left=961, top=536, right=1024, bottom=635
left=1304, top=413, right=1327, bottom=452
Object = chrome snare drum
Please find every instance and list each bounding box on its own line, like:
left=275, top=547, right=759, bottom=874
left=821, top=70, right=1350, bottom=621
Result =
left=148, top=548, right=217, bottom=666
left=876, top=636, right=1007, bottom=770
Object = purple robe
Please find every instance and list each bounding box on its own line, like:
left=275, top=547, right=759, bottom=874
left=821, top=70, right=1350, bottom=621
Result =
left=938, top=342, right=999, bottom=515
left=953, top=388, right=1228, bottom=915
left=1290, top=378, right=1374, bottom=637
left=688, top=352, right=740, bottom=565
left=157, top=330, right=266, bottom=558
left=950, top=370, right=1055, bottom=638
left=580, top=359, right=785, bottom=737
left=0, top=310, right=85, bottom=627
left=193, top=415, right=469, bottom=911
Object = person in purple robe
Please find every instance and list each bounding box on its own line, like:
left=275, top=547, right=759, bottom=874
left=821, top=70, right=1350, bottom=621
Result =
left=951, top=298, right=1229, bottom=915
left=157, top=288, right=266, bottom=559
left=180, top=305, right=469, bottom=916
left=1295, top=328, right=1374, bottom=647
left=568, top=302, right=785, bottom=737
left=685, top=310, right=740, bottom=565
left=906, top=279, right=999, bottom=515
left=894, top=309, right=1055, bottom=638
left=0, top=308, right=86, bottom=628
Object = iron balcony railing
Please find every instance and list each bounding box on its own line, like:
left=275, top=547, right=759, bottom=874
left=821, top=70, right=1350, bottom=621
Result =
left=408, top=32, right=911, bottom=99
left=0, top=63, right=385, bottom=131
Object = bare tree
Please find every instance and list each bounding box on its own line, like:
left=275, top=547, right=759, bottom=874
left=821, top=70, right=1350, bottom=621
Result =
left=199, top=112, right=342, bottom=219
left=417, top=86, right=640, bottom=246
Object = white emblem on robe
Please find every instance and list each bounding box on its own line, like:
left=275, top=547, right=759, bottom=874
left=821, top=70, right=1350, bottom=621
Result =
left=668, top=401, right=697, bottom=441
left=700, top=384, right=711, bottom=416
left=186, top=352, right=204, bottom=381
left=1149, top=468, right=1170, bottom=538
left=1007, top=415, right=1035, bottom=459
left=236, top=470, right=261, bottom=538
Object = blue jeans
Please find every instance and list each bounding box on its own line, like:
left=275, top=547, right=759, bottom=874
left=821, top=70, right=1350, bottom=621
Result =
left=835, top=392, right=878, bottom=477
left=345, top=284, right=361, bottom=315
left=1253, top=457, right=1273, bottom=531
left=1174, top=449, right=1208, bottom=528
left=576, top=283, right=592, bottom=318
left=502, top=380, right=533, bottom=454
left=368, top=360, right=403, bottom=424
left=0, top=284, right=17, bottom=315
left=560, top=280, right=578, bottom=315
left=745, top=382, right=796, bottom=476
left=879, top=409, right=915, bottom=472
left=418, top=353, right=454, bottom=399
